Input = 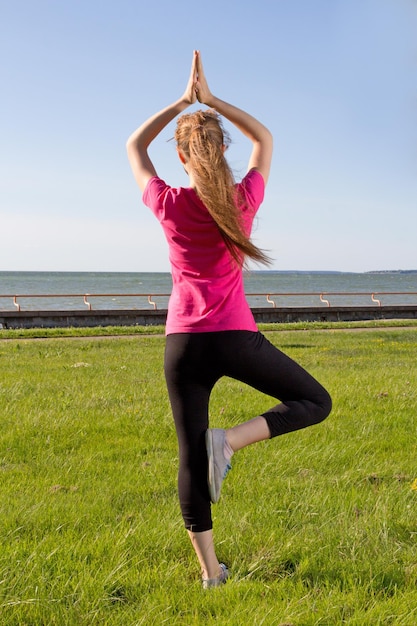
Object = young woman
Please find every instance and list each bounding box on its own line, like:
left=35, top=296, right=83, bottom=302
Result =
left=127, top=51, right=331, bottom=588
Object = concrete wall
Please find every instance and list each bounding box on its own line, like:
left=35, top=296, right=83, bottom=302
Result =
left=1, top=305, right=416, bottom=330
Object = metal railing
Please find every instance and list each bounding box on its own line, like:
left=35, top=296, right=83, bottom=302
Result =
left=239, top=292, right=416, bottom=309
left=1, top=292, right=416, bottom=312
left=257, top=292, right=409, bottom=308
left=1, top=293, right=168, bottom=312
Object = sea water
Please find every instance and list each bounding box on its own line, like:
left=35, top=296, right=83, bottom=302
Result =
left=0, top=271, right=416, bottom=311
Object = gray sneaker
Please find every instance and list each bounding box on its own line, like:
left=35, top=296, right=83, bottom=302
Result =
left=205, top=428, right=232, bottom=503
left=202, top=563, right=229, bottom=589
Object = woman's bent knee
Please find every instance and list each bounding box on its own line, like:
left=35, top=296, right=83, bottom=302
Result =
left=313, top=389, right=332, bottom=424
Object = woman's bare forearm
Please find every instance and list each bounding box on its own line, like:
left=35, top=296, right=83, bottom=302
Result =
left=126, top=98, right=189, bottom=153
left=205, top=95, right=272, bottom=145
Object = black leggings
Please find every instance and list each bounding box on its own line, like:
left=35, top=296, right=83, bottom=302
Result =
left=164, top=331, right=332, bottom=532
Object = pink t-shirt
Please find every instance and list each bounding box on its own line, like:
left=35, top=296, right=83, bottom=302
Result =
left=142, top=169, right=265, bottom=334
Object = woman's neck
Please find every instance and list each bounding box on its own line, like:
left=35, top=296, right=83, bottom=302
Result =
left=188, top=172, right=197, bottom=190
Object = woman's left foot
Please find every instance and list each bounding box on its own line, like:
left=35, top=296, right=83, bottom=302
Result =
left=205, top=429, right=232, bottom=503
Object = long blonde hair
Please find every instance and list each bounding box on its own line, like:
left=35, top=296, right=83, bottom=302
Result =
left=174, top=109, right=270, bottom=267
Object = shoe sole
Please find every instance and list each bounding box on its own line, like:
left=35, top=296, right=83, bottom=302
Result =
left=205, top=430, right=220, bottom=503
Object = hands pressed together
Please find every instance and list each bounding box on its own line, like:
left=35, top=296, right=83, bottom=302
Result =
left=182, top=50, right=213, bottom=107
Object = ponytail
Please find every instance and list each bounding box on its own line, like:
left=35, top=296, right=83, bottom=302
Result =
left=175, top=110, right=271, bottom=267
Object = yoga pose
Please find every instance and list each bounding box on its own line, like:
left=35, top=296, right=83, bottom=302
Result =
left=127, top=51, right=331, bottom=588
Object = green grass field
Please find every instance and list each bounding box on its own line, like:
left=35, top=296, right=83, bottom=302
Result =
left=0, top=324, right=416, bottom=625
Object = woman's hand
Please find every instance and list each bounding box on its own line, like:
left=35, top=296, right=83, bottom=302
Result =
left=181, top=50, right=198, bottom=105
left=194, top=51, right=214, bottom=106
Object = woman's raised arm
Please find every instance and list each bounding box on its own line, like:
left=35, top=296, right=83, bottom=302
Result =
left=194, top=52, right=273, bottom=184
left=126, top=51, right=199, bottom=192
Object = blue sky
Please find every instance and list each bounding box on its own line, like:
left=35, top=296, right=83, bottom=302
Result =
left=1, top=0, right=416, bottom=272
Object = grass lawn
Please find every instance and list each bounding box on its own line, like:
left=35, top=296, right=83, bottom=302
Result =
left=0, top=324, right=416, bottom=625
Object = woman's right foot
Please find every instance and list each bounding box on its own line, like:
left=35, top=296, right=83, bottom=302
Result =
left=202, top=563, right=229, bottom=589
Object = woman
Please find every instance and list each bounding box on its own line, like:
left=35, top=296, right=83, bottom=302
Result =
left=127, top=51, right=331, bottom=588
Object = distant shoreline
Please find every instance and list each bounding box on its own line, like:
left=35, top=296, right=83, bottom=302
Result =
left=1, top=269, right=416, bottom=276
left=365, top=269, right=417, bottom=275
